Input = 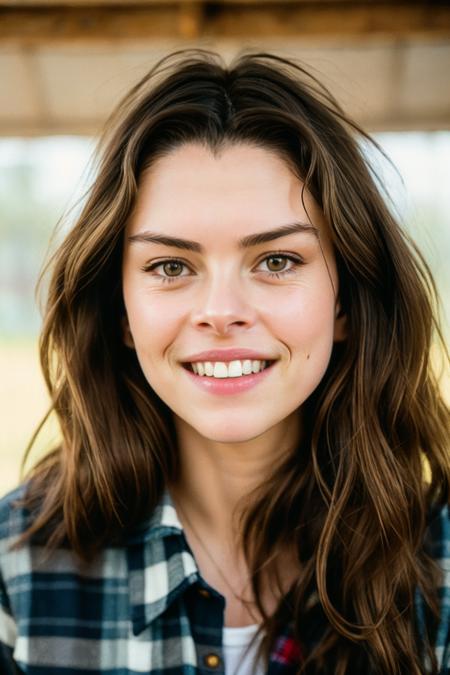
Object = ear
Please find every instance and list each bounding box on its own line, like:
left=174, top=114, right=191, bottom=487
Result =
left=122, top=315, right=135, bottom=349
left=333, top=300, right=347, bottom=342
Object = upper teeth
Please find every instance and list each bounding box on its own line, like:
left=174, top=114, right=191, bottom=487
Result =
left=190, top=359, right=268, bottom=378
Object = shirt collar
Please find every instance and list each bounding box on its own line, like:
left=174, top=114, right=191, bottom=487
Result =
left=126, top=487, right=201, bottom=635
left=125, top=487, right=185, bottom=545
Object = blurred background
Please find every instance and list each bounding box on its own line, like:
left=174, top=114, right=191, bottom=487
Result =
left=1, top=0, right=449, bottom=498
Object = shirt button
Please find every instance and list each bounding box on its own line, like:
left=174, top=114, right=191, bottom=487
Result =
left=204, top=653, right=221, bottom=668
left=198, top=587, right=211, bottom=598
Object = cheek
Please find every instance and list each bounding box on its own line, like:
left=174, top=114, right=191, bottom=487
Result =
left=266, top=291, right=335, bottom=402
left=262, top=282, right=336, bottom=351
left=125, top=291, right=182, bottom=361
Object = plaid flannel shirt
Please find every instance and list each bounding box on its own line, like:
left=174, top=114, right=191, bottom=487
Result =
left=0, top=482, right=448, bottom=674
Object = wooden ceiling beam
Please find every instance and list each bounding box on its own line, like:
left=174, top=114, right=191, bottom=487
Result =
left=1, top=4, right=449, bottom=44
left=3, top=110, right=449, bottom=137
left=0, top=0, right=435, bottom=4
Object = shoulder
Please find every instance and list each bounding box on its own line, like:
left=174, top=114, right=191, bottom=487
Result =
left=421, top=501, right=450, bottom=603
left=0, top=483, right=35, bottom=591
left=425, top=501, right=450, bottom=561
left=416, top=501, right=450, bottom=672
left=0, top=482, right=33, bottom=548
left=0, top=483, right=33, bottom=650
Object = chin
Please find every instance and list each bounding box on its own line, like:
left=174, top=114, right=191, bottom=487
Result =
left=187, top=416, right=276, bottom=444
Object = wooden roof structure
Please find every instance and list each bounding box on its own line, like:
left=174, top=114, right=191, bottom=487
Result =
left=1, top=0, right=450, bottom=135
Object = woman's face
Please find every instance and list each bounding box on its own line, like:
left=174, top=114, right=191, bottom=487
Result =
left=122, top=142, right=346, bottom=443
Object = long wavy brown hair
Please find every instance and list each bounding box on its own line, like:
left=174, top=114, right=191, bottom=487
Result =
left=11, top=49, right=449, bottom=674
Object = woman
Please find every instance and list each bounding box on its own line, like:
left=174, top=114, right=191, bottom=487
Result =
left=0, top=48, right=448, bottom=675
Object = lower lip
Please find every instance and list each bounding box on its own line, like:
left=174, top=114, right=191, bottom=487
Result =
left=181, top=362, right=276, bottom=395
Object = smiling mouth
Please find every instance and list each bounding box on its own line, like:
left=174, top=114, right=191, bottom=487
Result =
left=181, top=359, right=275, bottom=379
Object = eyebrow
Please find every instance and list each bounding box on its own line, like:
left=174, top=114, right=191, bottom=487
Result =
left=127, top=221, right=319, bottom=253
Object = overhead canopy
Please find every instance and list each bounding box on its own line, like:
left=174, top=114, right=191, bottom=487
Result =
left=1, top=0, right=450, bottom=135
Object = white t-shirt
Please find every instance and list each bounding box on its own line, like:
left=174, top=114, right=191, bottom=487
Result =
left=222, top=623, right=265, bottom=675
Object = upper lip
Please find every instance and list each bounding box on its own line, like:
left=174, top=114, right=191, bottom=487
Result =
left=182, top=349, right=277, bottom=363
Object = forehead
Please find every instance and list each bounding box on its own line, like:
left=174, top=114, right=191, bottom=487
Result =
left=127, top=142, right=329, bottom=245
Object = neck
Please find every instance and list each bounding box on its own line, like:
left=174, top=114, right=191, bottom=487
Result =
left=168, top=410, right=302, bottom=548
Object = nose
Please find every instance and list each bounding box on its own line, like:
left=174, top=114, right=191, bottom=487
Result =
left=190, top=270, right=257, bottom=336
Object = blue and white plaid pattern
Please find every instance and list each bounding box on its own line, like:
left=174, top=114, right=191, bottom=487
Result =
left=0, top=482, right=448, bottom=674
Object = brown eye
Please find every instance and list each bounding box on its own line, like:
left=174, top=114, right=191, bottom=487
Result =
left=163, top=261, right=184, bottom=276
left=266, top=256, right=288, bottom=272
